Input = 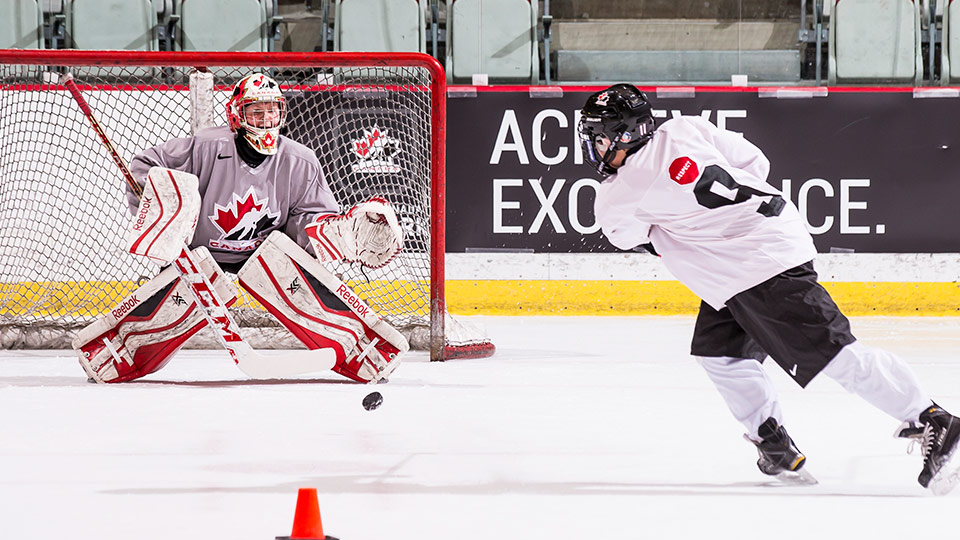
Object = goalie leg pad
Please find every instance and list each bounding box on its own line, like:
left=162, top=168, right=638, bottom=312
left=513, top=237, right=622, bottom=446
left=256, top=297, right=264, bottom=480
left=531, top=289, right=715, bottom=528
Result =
left=73, top=247, right=237, bottom=383
left=237, top=231, right=409, bottom=382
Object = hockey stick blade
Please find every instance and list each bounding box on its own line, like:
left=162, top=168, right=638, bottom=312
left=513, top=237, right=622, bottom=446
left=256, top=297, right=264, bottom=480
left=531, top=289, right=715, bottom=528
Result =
left=228, top=340, right=337, bottom=379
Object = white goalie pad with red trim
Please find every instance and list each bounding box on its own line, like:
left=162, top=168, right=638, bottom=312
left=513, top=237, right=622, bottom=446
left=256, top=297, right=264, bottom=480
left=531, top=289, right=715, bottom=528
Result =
left=73, top=247, right=237, bottom=383
left=125, top=166, right=201, bottom=265
left=237, top=231, right=409, bottom=382
left=304, top=197, right=403, bottom=268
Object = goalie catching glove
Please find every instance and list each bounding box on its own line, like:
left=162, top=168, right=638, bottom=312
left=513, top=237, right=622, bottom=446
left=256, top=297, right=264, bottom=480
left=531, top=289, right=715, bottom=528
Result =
left=305, top=196, right=403, bottom=268
left=238, top=231, right=408, bottom=383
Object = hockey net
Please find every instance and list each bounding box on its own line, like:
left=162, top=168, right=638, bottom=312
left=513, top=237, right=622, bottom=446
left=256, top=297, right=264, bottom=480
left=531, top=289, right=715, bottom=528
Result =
left=0, top=50, right=493, bottom=361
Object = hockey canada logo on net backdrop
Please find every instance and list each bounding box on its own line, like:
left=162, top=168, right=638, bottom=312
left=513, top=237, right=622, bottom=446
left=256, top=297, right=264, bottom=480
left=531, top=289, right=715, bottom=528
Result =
left=350, top=125, right=402, bottom=173
left=208, top=187, right=280, bottom=252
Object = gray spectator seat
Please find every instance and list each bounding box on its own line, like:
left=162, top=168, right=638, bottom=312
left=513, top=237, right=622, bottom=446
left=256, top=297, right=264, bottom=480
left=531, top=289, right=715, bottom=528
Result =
left=176, top=0, right=265, bottom=51
left=334, top=0, right=426, bottom=53
left=1, top=0, right=44, bottom=49
left=67, top=0, right=158, bottom=50
left=827, top=0, right=922, bottom=85
left=446, top=0, right=539, bottom=83
left=942, top=0, right=959, bottom=84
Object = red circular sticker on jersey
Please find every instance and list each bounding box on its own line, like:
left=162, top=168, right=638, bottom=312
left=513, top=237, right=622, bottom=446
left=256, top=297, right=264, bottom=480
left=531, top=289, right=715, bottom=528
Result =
left=668, top=157, right=699, bottom=185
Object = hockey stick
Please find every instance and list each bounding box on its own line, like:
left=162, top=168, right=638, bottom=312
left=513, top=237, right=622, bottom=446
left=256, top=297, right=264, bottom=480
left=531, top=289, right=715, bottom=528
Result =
left=61, top=73, right=336, bottom=379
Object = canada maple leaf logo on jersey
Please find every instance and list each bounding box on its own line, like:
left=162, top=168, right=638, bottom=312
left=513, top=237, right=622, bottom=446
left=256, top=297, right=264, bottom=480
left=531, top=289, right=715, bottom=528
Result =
left=208, top=188, right=280, bottom=251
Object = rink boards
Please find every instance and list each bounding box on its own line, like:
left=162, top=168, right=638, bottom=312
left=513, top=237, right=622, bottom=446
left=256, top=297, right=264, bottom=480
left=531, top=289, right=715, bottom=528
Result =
left=4, top=252, right=960, bottom=319
left=445, top=252, right=960, bottom=316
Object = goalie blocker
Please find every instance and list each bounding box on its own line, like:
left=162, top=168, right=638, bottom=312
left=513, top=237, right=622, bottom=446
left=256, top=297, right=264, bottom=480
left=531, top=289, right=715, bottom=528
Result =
left=238, top=231, right=408, bottom=383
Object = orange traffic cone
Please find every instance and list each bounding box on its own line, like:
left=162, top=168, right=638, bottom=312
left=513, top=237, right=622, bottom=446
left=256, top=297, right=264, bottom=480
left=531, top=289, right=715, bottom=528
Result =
left=276, top=488, right=338, bottom=540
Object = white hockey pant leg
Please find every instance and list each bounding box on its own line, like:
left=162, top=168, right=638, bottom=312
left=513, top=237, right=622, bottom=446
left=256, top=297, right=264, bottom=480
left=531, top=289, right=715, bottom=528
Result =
left=696, top=355, right=783, bottom=439
left=73, top=247, right=236, bottom=383
left=820, top=341, right=932, bottom=423
left=238, top=231, right=409, bottom=383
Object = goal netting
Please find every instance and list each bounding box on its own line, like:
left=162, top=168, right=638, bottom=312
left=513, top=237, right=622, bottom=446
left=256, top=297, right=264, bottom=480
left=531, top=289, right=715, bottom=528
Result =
left=0, top=50, right=493, bottom=361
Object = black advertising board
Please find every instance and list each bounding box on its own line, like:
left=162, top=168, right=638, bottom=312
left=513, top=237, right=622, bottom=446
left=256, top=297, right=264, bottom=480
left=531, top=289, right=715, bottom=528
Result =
left=446, top=88, right=960, bottom=253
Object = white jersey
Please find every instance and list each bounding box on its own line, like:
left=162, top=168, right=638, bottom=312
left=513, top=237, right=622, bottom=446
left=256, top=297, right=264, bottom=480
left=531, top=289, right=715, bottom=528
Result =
left=594, top=116, right=817, bottom=310
left=129, top=126, right=339, bottom=266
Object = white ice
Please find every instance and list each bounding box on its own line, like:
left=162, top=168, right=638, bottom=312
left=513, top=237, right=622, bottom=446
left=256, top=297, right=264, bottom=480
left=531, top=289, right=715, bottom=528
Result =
left=1, top=316, right=958, bottom=540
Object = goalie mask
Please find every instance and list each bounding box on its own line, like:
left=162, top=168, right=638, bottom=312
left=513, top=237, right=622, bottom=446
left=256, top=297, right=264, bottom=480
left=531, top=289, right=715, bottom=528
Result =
left=226, top=73, right=286, bottom=155
left=578, top=84, right=656, bottom=178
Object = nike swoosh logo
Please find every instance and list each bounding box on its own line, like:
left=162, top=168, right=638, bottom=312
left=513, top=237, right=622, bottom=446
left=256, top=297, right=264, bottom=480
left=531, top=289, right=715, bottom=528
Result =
left=790, top=364, right=798, bottom=377
left=217, top=154, right=232, bottom=160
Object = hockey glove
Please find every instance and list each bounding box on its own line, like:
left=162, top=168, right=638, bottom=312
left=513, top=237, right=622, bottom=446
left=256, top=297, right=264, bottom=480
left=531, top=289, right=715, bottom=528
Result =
left=305, top=196, right=403, bottom=268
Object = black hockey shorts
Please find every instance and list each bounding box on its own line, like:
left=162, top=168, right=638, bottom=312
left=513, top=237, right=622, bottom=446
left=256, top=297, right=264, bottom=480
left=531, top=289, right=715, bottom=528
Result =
left=689, top=261, right=856, bottom=388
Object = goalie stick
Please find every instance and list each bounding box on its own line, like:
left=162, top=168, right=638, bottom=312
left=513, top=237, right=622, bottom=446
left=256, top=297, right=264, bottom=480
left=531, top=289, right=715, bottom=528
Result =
left=62, top=73, right=336, bottom=379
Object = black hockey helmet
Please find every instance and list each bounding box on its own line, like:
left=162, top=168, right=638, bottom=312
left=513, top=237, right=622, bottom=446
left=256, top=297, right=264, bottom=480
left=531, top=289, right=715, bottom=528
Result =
left=578, top=84, right=656, bottom=177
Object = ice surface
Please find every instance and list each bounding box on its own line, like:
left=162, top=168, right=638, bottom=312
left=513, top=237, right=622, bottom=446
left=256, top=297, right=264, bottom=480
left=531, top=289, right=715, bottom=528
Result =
left=1, top=316, right=958, bottom=539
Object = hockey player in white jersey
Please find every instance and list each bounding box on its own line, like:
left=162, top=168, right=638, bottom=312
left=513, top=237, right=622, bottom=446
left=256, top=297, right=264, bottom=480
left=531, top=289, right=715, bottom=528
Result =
left=578, top=84, right=959, bottom=494
left=74, top=73, right=406, bottom=385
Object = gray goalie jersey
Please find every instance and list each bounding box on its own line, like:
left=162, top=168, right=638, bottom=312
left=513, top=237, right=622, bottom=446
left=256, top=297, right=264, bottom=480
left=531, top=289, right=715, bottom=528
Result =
left=128, top=126, right=339, bottom=267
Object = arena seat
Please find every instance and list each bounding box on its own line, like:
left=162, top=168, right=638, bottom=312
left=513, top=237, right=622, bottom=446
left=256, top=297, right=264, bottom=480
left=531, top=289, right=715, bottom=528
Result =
left=176, top=0, right=266, bottom=51
left=1, top=0, right=44, bottom=49
left=333, top=0, right=426, bottom=53
left=67, top=0, right=158, bottom=50
left=827, top=0, right=922, bottom=85
left=1, top=0, right=43, bottom=50
left=446, top=0, right=539, bottom=83
left=941, top=0, right=959, bottom=84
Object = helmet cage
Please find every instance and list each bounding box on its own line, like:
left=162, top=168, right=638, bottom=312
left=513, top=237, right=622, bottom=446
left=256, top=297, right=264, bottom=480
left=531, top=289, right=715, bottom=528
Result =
left=226, top=74, right=287, bottom=155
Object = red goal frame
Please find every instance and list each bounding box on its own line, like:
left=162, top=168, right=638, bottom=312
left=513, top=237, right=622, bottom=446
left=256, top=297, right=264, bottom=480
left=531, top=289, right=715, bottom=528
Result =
left=0, top=49, right=454, bottom=361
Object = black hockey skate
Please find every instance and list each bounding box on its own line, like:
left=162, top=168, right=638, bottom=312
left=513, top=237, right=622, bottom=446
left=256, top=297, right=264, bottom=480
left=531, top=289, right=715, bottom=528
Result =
left=914, top=404, right=960, bottom=495
left=745, top=417, right=817, bottom=485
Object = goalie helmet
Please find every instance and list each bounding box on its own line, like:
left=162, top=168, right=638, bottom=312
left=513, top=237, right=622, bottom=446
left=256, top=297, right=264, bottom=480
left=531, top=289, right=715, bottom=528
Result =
left=578, top=84, right=656, bottom=178
left=226, top=73, right=286, bottom=155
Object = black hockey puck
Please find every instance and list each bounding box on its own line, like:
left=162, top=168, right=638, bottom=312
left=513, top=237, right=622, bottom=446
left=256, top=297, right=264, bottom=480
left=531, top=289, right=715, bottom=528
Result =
left=362, top=391, right=383, bottom=411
